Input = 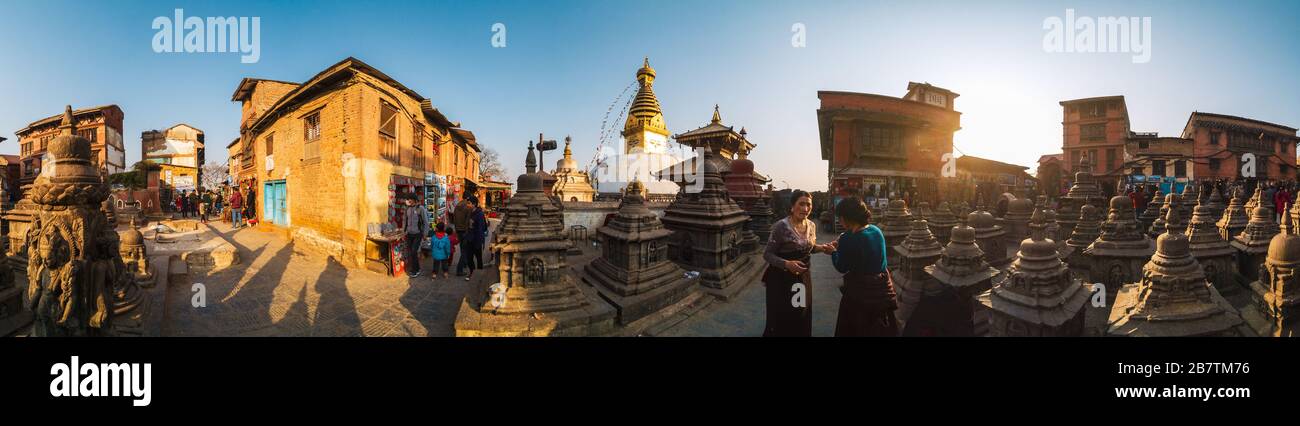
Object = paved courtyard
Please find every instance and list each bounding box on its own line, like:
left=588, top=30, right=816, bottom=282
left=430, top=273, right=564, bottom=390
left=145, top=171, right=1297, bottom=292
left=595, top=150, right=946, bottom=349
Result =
left=162, top=220, right=850, bottom=337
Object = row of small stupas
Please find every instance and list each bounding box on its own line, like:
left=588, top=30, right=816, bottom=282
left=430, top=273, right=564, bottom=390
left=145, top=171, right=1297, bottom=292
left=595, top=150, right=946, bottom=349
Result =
left=880, top=156, right=1293, bottom=337
left=453, top=135, right=772, bottom=336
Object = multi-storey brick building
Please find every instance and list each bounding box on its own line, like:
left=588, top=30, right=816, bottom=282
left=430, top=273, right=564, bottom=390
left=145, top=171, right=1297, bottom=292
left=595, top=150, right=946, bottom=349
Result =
left=14, top=105, right=125, bottom=184
left=1181, top=112, right=1298, bottom=181
left=229, top=57, right=479, bottom=268
left=1060, top=96, right=1130, bottom=190
left=142, top=124, right=206, bottom=202
left=817, top=83, right=960, bottom=204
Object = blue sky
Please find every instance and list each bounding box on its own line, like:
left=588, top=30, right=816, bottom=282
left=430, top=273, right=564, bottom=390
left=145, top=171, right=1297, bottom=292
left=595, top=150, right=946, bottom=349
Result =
left=1, top=0, right=1297, bottom=191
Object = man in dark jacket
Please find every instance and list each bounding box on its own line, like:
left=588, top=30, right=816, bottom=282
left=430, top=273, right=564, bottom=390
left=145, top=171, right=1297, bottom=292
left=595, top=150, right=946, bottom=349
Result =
left=458, top=196, right=487, bottom=280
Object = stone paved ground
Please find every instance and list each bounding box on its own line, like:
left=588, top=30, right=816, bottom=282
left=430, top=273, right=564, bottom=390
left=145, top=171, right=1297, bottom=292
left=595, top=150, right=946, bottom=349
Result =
left=657, top=226, right=844, bottom=337
left=162, top=224, right=877, bottom=337
left=163, top=221, right=497, bottom=337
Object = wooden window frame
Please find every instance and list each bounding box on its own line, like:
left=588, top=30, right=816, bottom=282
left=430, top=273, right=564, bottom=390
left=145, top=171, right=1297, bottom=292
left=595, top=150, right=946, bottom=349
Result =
left=303, top=111, right=321, bottom=162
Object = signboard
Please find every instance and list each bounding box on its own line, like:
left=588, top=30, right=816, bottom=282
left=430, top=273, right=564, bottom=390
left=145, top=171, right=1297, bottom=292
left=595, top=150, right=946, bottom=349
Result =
left=538, top=139, right=557, bottom=152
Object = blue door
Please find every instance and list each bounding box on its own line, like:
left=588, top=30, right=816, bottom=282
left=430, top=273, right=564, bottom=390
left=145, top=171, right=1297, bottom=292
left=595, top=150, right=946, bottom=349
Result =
left=263, top=181, right=288, bottom=226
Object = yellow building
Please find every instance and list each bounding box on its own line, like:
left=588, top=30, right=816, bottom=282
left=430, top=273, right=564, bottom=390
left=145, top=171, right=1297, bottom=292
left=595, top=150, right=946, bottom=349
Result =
left=230, top=57, right=479, bottom=268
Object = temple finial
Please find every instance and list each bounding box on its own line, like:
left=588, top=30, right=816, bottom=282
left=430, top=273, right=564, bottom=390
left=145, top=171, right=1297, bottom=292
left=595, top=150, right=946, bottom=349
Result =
left=59, top=105, right=76, bottom=135
left=711, top=104, right=721, bottom=124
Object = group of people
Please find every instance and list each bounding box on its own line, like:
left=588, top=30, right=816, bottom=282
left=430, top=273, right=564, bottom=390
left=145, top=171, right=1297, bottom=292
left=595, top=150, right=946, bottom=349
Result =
left=173, top=189, right=221, bottom=222
left=763, top=190, right=898, bottom=337
left=1123, top=178, right=1297, bottom=222
left=400, top=193, right=489, bottom=281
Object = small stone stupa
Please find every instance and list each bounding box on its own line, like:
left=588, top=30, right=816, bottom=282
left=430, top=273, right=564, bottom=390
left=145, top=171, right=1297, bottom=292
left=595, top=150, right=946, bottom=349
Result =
left=968, top=208, right=1009, bottom=268
left=893, top=218, right=944, bottom=330
left=1218, top=187, right=1250, bottom=242
left=1187, top=203, right=1237, bottom=293
left=1108, top=207, right=1250, bottom=337
left=1137, top=189, right=1164, bottom=233
left=550, top=136, right=598, bottom=202
left=981, top=209, right=1089, bottom=336
left=582, top=180, right=699, bottom=327
left=660, top=147, right=763, bottom=299
left=1084, top=196, right=1156, bottom=302
left=1055, top=158, right=1107, bottom=239
left=1244, top=206, right=1300, bottom=337
left=1178, top=182, right=1199, bottom=220
left=927, top=201, right=959, bottom=246
left=1231, top=204, right=1280, bottom=285
left=1002, top=198, right=1034, bottom=245
left=455, top=145, right=615, bottom=336
left=119, top=216, right=155, bottom=287
left=1204, top=185, right=1227, bottom=224
left=925, top=223, right=1000, bottom=336
left=878, top=199, right=913, bottom=269
left=1061, top=202, right=1102, bottom=278
left=1148, top=193, right=1181, bottom=238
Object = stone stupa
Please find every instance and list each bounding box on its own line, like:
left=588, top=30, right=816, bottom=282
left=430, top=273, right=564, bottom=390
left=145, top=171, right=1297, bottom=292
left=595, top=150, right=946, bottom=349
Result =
left=981, top=209, right=1089, bottom=336
left=1108, top=207, right=1250, bottom=337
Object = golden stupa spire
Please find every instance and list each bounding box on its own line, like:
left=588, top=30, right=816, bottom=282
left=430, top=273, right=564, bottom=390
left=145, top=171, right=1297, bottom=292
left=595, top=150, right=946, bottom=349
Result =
left=711, top=104, right=721, bottom=124
left=563, top=135, right=573, bottom=158
left=625, top=57, right=667, bottom=135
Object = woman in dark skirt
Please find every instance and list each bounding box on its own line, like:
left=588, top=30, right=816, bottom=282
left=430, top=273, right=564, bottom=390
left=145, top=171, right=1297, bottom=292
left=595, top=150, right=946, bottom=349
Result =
left=762, top=190, right=836, bottom=337
left=831, top=196, right=898, bottom=337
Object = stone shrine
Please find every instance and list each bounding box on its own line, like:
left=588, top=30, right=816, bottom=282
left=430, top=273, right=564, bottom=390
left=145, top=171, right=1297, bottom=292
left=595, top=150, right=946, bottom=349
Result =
left=660, top=148, right=763, bottom=299
left=1002, top=197, right=1034, bottom=245
left=1055, top=158, right=1107, bottom=239
left=1108, top=208, right=1250, bottom=336
left=1137, top=189, right=1163, bottom=233
left=878, top=199, right=913, bottom=269
left=967, top=208, right=1009, bottom=268
left=581, top=180, right=699, bottom=328
left=1148, top=193, right=1181, bottom=238
left=924, top=223, right=999, bottom=336
left=892, top=218, right=944, bottom=331
left=455, top=147, right=615, bottom=336
left=23, top=107, right=152, bottom=336
left=1218, top=187, right=1250, bottom=242
left=118, top=217, right=155, bottom=287
left=1187, top=203, right=1237, bottom=294
left=1084, top=196, right=1156, bottom=304
left=927, top=201, right=959, bottom=245
left=1061, top=202, right=1102, bottom=279
left=981, top=209, right=1089, bottom=336
left=550, top=136, right=598, bottom=202
left=1231, top=204, right=1279, bottom=285
left=1243, top=207, right=1300, bottom=337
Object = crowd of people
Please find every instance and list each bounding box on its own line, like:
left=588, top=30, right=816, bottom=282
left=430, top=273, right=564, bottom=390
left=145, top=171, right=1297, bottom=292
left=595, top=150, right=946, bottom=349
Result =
left=1122, top=178, right=1296, bottom=221
left=401, top=193, right=488, bottom=281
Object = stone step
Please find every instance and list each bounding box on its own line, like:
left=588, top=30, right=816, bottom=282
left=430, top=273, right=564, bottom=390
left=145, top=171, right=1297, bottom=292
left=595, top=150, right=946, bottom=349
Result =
left=169, top=255, right=189, bottom=284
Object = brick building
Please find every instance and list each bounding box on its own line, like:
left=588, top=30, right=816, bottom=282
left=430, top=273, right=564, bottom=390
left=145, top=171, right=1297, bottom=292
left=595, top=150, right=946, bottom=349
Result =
left=14, top=105, right=126, bottom=184
left=1181, top=112, right=1299, bottom=181
left=0, top=154, right=20, bottom=203
left=817, top=83, right=960, bottom=205
left=1060, top=96, right=1130, bottom=189
left=1121, top=133, right=1194, bottom=193
left=230, top=57, right=479, bottom=268
left=142, top=124, right=206, bottom=206
left=955, top=155, right=1035, bottom=204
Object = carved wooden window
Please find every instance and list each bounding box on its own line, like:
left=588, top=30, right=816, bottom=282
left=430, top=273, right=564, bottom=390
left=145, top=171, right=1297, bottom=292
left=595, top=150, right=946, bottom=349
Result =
left=379, top=101, right=399, bottom=161
left=525, top=258, right=545, bottom=285
left=264, top=133, right=274, bottom=156
left=303, top=112, right=321, bottom=161
left=1081, top=124, right=1106, bottom=140
left=77, top=128, right=97, bottom=143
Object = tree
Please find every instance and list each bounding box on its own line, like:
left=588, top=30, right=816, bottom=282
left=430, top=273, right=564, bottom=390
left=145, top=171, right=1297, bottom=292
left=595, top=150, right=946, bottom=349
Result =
left=202, top=162, right=230, bottom=190
left=479, top=148, right=508, bottom=182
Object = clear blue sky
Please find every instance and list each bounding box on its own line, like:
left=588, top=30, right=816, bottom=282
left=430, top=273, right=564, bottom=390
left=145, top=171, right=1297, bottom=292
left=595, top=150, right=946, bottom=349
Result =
left=1, top=0, right=1297, bottom=191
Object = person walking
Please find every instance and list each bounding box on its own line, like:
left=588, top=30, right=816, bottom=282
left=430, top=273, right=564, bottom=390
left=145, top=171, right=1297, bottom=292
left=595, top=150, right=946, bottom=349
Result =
left=453, top=196, right=473, bottom=277
left=214, top=190, right=224, bottom=222
left=199, top=190, right=210, bottom=223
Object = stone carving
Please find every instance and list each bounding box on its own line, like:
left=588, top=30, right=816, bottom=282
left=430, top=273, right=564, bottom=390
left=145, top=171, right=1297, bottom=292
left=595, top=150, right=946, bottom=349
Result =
left=23, top=106, right=150, bottom=337
left=925, top=223, right=999, bottom=336
left=878, top=199, right=913, bottom=269
left=1245, top=205, right=1300, bottom=337
left=1108, top=207, right=1249, bottom=336
left=1218, top=187, right=1250, bottom=242
left=981, top=209, right=1089, bottom=336
left=967, top=208, right=1009, bottom=268
left=1136, top=189, right=1163, bottom=233
left=1231, top=203, right=1279, bottom=285
left=927, top=201, right=959, bottom=246
left=1084, top=196, right=1156, bottom=305
left=893, top=218, right=944, bottom=332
